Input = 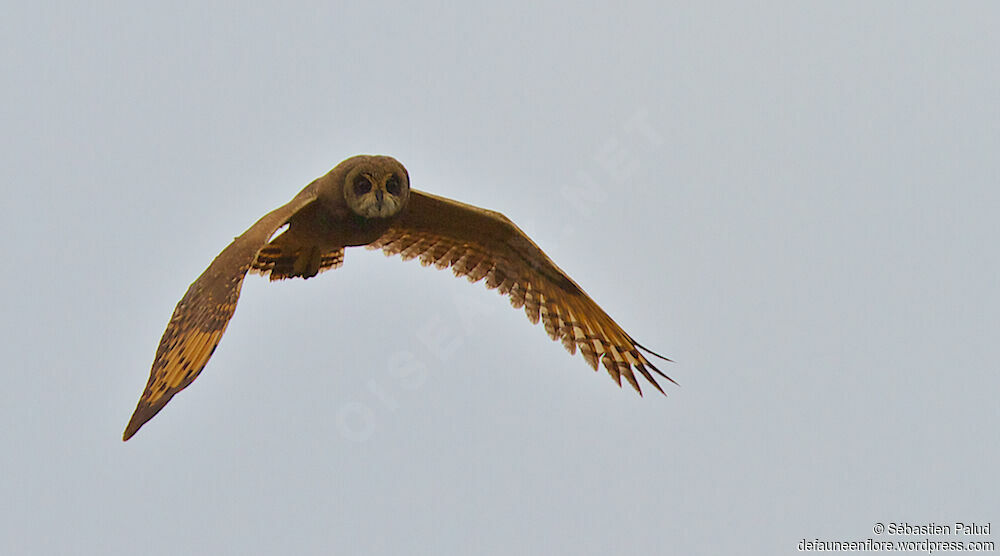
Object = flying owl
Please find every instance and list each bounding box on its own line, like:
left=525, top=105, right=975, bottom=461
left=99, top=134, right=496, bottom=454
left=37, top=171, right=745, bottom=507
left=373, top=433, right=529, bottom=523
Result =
left=123, top=155, right=673, bottom=440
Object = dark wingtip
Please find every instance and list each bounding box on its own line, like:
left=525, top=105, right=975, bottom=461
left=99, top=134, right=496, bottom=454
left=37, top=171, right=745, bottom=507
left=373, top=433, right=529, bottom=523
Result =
left=648, top=377, right=667, bottom=396
left=122, top=401, right=160, bottom=441
left=123, top=413, right=144, bottom=441
left=634, top=341, right=673, bottom=363
left=633, top=342, right=678, bottom=387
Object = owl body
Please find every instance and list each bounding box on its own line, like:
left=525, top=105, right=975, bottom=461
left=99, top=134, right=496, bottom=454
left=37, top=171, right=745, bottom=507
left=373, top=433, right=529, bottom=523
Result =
left=257, top=156, right=409, bottom=279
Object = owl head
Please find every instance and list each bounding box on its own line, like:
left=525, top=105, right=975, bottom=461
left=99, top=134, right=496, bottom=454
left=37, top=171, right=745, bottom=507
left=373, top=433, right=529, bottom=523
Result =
left=342, top=155, right=410, bottom=219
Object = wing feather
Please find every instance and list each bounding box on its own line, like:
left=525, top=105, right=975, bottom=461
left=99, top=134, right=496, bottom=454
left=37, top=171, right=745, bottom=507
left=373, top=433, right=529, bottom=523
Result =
left=123, top=186, right=318, bottom=440
left=369, top=190, right=673, bottom=394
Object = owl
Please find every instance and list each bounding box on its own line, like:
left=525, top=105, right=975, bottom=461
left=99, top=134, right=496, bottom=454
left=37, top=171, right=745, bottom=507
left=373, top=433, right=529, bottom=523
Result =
left=123, top=155, right=673, bottom=440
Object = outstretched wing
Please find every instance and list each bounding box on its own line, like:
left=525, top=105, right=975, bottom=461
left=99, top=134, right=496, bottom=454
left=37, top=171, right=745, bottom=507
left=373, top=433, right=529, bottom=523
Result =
left=369, top=190, right=674, bottom=393
left=123, top=185, right=319, bottom=440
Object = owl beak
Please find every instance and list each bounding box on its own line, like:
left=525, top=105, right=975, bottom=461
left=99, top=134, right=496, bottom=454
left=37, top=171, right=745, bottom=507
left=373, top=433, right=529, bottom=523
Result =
left=375, top=189, right=384, bottom=204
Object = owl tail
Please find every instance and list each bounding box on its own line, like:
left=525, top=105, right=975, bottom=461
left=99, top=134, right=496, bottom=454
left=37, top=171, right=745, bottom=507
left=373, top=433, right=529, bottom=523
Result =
left=250, top=242, right=344, bottom=280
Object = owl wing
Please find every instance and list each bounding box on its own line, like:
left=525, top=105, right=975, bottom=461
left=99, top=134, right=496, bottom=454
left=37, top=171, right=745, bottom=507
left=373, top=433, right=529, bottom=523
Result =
left=369, top=190, right=674, bottom=393
left=123, top=185, right=319, bottom=441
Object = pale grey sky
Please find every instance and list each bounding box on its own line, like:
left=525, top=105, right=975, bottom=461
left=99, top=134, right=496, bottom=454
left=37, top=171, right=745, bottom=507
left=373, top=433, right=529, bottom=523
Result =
left=2, top=2, right=997, bottom=555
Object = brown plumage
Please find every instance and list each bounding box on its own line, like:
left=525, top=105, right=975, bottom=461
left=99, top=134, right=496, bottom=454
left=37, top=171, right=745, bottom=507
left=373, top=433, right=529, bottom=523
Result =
left=123, top=155, right=673, bottom=441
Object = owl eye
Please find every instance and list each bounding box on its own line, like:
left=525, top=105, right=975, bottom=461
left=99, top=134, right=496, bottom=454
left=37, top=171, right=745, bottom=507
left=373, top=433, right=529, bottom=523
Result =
left=385, top=175, right=402, bottom=196
left=353, top=176, right=372, bottom=195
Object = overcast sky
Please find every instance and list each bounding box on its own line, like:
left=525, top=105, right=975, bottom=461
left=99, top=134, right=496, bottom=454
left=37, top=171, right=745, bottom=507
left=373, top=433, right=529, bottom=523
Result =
left=2, top=2, right=997, bottom=555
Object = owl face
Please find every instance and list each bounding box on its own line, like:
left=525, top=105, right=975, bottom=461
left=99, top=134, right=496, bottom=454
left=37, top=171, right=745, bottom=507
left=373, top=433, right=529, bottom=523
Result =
left=343, top=158, right=410, bottom=219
